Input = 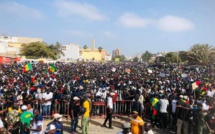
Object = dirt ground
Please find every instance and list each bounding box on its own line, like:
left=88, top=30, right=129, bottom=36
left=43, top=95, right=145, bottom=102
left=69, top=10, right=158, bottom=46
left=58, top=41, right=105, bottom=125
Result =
left=43, top=116, right=174, bottom=134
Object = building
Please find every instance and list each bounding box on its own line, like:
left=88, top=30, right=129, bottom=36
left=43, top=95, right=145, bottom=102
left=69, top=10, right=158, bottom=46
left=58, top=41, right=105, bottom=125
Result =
left=60, top=44, right=80, bottom=61
left=0, top=35, right=43, bottom=48
left=80, top=39, right=109, bottom=61
left=112, top=49, right=121, bottom=58
left=0, top=35, right=43, bottom=57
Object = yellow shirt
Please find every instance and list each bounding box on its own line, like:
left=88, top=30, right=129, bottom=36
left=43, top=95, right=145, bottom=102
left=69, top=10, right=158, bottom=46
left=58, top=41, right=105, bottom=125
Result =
left=8, top=107, right=22, bottom=114
left=131, top=116, right=144, bottom=134
left=83, top=100, right=90, bottom=117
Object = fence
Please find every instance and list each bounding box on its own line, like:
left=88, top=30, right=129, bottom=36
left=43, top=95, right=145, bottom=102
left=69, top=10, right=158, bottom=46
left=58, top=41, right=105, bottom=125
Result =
left=2, top=100, right=150, bottom=119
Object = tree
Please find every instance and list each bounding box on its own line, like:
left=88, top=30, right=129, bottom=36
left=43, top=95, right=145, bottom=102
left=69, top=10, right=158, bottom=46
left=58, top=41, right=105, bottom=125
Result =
left=113, top=55, right=126, bottom=62
left=98, top=47, right=103, bottom=52
left=164, top=52, right=181, bottom=63
left=133, top=57, right=139, bottom=62
left=48, top=42, right=64, bottom=59
left=83, top=45, right=88, bottom=49
left=141, top=51, right=152, bottom=63
left=20, top=42, right=56, bottom=59
left=187, top=44, right=215, bottom=65
left=178, top=51, right=189, bottom=63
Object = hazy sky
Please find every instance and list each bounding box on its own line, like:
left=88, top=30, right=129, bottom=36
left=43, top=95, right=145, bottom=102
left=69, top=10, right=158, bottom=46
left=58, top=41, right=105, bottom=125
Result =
left=0, top=0, right=215, bottom=57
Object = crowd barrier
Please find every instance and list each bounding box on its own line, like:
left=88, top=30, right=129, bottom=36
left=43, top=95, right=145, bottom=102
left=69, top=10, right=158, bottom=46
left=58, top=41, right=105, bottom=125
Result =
left=0, top=100, right=141, bottom=119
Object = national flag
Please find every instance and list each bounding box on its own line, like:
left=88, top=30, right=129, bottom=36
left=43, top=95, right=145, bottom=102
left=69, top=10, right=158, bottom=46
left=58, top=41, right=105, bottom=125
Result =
left=48, top=64, right=56, bottom=73
left=23, top=63, right=33, bottom=72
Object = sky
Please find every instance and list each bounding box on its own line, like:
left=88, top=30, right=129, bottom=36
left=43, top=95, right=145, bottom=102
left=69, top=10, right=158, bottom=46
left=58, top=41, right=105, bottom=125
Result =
left=0, top=0, right=215, bottom=57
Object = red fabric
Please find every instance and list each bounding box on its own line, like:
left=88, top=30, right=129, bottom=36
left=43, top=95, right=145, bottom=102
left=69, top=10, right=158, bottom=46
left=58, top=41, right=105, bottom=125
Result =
left=112, top=92, right=118, bottom=103
left=196, top=80, right=201, bottom=86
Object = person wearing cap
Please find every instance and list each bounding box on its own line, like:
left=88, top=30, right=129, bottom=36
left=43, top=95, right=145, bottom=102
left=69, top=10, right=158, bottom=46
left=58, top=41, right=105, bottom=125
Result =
left=102, top=92, right=114, bottom=129
left=117, top=122, right=132, bottom=134
left=20, top=105, right=34, bottom=134
left=45, top=113, right=63, bottom=134
left=144, top=123, right=154, bottom=134
left=69, top=96, right=80, bottom=134
left=46, top=124, right=56, bottom=134
left=130, top=111, right=144, bottom=134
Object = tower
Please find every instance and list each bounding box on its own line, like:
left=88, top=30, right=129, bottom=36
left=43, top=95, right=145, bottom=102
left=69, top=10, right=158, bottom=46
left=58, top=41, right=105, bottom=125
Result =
left=92, top=38, right=95, bottom=50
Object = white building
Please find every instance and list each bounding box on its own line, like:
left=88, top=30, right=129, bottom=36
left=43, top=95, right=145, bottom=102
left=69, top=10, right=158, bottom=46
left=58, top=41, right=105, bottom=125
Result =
left=0, top=42, right=20, bottom=56
left=60, top=44, right=80, bottom=61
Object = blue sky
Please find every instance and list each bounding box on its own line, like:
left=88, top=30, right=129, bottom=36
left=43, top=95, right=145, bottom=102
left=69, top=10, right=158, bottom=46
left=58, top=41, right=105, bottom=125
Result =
left=0, top=0, right=215, bottom=57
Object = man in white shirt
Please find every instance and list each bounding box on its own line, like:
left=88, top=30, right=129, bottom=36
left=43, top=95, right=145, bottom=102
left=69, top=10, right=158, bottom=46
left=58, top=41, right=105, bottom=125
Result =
left=102, top=92, right=114, bottom=129
left=42, top=89, right=53, bottom=118
left=159, top=95, right=169, bottom=130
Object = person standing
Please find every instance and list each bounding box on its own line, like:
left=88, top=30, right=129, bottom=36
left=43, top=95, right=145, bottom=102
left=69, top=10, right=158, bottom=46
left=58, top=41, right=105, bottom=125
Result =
left=132, top=95, right=142, bottom=117
left=30, top=109, right=43, bottom=134
left=20, top=105, right=34, bottom=134
left=42, top=89, right=53, bottom=119
left=159, top=95, right=169, bottom=130
left=70, top=96, right=80, bottom=134
left=102, top=92, right=114, bottom=129
left=81, top=94, right=91, bottom=134
left=130, top=111, right=145, bottom=134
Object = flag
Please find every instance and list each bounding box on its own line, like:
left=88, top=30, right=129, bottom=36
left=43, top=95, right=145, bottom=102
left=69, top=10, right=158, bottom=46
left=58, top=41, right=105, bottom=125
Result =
left=23, top=63, right=33, bottom=72
left=48, top=64, right=56, bottom=73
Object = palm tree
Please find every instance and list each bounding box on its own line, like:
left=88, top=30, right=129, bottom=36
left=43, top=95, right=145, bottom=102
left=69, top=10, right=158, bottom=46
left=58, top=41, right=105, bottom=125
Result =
left=187, top=44, right=215, bottom=65
left=98, top=47, right=103, bottom=52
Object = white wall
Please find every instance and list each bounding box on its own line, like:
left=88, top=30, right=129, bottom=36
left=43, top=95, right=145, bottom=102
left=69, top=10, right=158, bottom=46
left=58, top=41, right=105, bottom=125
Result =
left=60, top=44, right=80, bottom=60
left=0, top=42, right=8, bottom=53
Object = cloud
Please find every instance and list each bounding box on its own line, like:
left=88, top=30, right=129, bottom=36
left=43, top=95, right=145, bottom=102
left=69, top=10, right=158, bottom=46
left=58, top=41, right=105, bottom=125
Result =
left=103, top=31, right=116, bottom=39
left=0, top=2, right=44, bottom=20
left=158, top=15, right=194, bottom=32
left=118, top=13, right=194, bottom=32
left=55, top=0, right=107, bottom=21
left=118, top=12, right=151, bottom=28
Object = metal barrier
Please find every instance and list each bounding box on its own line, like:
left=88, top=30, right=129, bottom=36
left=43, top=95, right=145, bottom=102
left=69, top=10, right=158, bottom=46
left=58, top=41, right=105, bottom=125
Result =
left=31, top=100, right=134, bottom=119
left=113, top=100, right=132, bottom=116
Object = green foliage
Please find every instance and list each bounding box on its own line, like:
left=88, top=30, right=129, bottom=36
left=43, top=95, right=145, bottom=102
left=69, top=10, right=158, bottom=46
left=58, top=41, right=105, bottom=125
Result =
left=187, top=44, right=215, bottom=65
left=133, top=57, right=139, bottom=62
left=20, top=41, right=64, bottom=60
left=98, top=47, right=103, bottom=52
left=141, top=51, right=152, bottom=63
left=83, top=45, right=88, bottom=49
left=164, top=52, right=181, bottom=63
left=113, top=55, right=126, bottom=62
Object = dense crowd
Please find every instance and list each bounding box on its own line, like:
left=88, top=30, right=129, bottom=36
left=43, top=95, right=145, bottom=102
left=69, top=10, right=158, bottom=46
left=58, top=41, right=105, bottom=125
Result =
left=0, top=62, right=214, bottom=134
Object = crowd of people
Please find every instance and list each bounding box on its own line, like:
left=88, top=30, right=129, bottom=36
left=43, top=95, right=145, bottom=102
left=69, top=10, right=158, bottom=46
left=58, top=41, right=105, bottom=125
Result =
left=0, top=61, right=214, bottom=134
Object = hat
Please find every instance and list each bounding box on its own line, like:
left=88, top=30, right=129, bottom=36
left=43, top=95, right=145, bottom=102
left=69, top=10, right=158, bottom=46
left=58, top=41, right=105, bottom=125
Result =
left=46, top=124, right=56, bottom=133
left=53, top=113, right=62, bottom=119
left=73, top=96, right=80, bottom=100
left=122, top=122, right=130, bottom=129
left=133, top=111, right=138, bottom=114
left=21, top=105, right=27, bottom=110
left=50, top=124, right=56, bottom=130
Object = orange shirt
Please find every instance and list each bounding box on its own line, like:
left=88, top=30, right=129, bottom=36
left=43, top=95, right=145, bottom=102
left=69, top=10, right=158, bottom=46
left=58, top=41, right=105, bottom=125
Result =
left=131, top=116, right=144, bottom=134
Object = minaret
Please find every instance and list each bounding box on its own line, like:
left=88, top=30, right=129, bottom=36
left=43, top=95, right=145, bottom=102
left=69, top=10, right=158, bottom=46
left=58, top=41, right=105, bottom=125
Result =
left=92, top=38, right=95, bottom=50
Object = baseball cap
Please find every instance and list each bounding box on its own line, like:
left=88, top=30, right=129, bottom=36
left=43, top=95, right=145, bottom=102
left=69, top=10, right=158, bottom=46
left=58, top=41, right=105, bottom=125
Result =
left=21, top=105, right=27, bottom=110
left=53, top=113, right=62, bottom=119
left=122, top=122, right=130, bottom=129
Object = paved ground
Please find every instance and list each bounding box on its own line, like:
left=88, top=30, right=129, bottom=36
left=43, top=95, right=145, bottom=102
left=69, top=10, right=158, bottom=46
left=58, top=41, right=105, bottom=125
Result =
left=43, top=116, right=175, bottom=134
